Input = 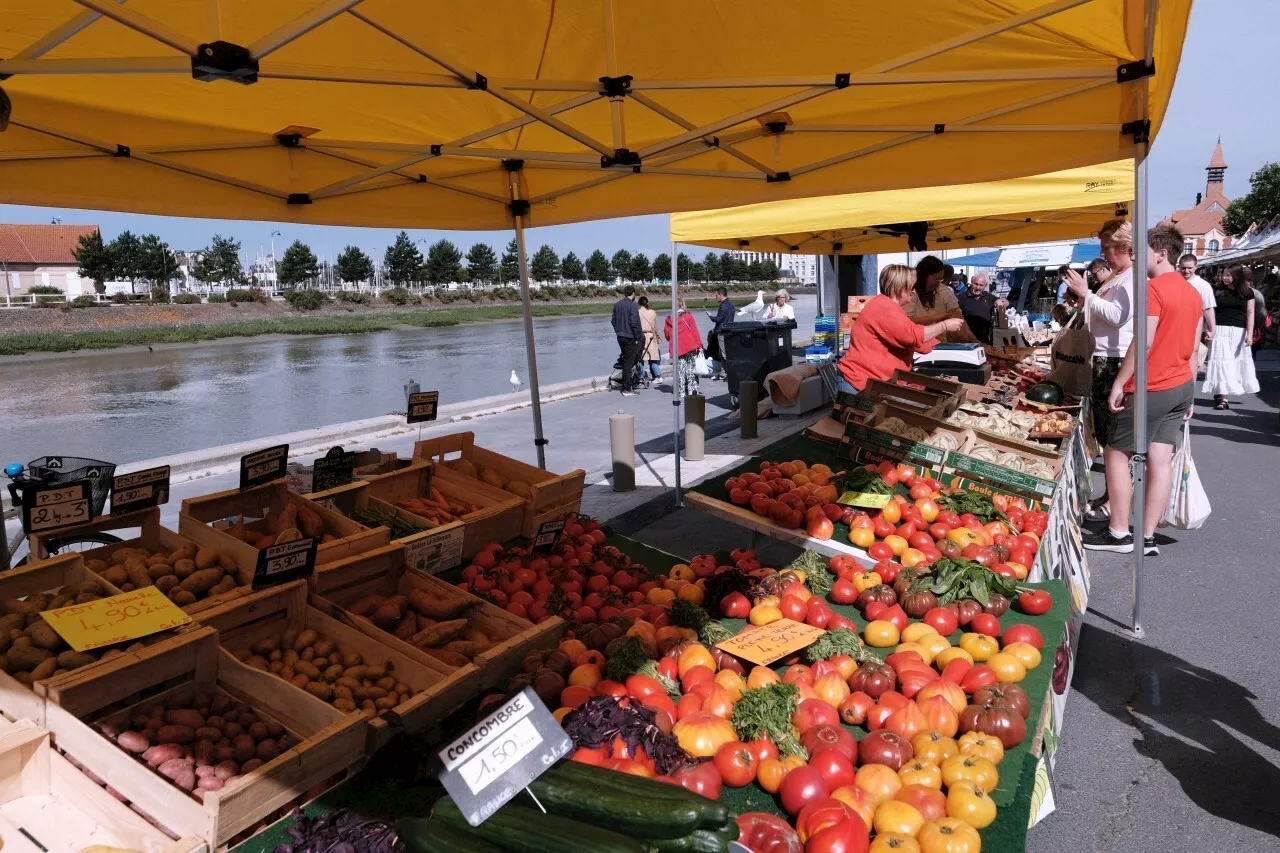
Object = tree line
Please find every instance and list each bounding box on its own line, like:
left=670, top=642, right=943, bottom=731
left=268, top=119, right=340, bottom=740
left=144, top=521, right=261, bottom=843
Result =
left=72, top=230, right=180, bottom=293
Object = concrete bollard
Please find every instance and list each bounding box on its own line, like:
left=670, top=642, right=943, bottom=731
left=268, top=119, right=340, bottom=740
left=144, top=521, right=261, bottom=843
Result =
left=684, top=394, right=705, bottom=461
left=610, top=411, right=636, bottom=491
left=739, top=380, right=758, bottom=439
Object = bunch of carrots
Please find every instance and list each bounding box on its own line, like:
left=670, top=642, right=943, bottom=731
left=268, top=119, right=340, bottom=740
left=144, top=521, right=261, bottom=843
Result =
left=395, top=487, right=481, bottom=526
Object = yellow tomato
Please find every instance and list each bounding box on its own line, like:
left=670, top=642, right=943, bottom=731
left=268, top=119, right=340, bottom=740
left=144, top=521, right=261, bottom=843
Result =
left=957, top=732, right=1005, bottom=765
left=855, top=763, right=903, bottom=808
left=893, top=641, right=932, bottom=664
left=873, top=800, right=926, bottom=837
left=864, top=620, right=901, bottom=648
left=915, top=497, right=939, bottom=523
left=933, top=646, right=974, bottom=668
left=852, top=571, right=883, bottom=592
left=898, top=759, right=943, bottom=790
left=849, top=527, right=876, bottom=549
left=918, top=632, right=952, bottom=661
left=900, top=548, right=927, bottom=568
left=1003, top=641, right=1042, bottom=670
left=668, top=563, right=695, bottom=582
left=941, top=756, right=999, bottom=791
left=946, top=527, right=979, bottom=547
left=946, top=780, right=998, bottom=829
left=912, top=733, right=959, bottom=765
left=901, top=622, right=939, bottom=644
left=917, top=818, right=982, bottom=853
left=883, top=535, right=909, bottom=556
left=880, top=501, right=902, bottom=524
left=677, top=583, right=705, bottom=606
left=647, top=588, right=676, bottom=606
left=756, top=595, right=780, bottom=607
left=1006, top=560, right=1029, bottom=580
left=869, top=834, right=921, bottom=853
left=987, top=651, right=1028, bottom=682
left=747, top=665, right=780, bottom=689
left=957, top=632, right=999, bottom=662
left=749, top=605, right=783, bottom=626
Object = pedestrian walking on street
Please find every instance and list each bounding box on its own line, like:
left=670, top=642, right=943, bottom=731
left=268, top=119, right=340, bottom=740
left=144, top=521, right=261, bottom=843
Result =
left=665, top=297, right=704, bottom=397
left=637, top=296, right=662, bottom=381
left=611, top=285, right=643, bottom=397
left=1083, top=222, right=1203, bottom=557
left=705, top=286, right=735, bottom=380
left=1202, top=263, right=1259, bottom=409
left=1177, top=253, right=1217, bottom=377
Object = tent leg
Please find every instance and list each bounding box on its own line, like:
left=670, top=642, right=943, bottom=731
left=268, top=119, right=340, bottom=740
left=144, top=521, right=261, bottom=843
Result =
left=1130, top=143, right=1149, bottom=638
left=672, top=242, right=683, bottom=507
left=513, top=205, right=548, bottom=470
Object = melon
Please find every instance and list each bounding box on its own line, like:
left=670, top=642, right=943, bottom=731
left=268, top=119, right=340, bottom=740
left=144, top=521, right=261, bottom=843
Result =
left=479, top=468, right=507, bottom=489
left=451, top=459, right=478, bottom=478
left=506, top=480, right=532, bottom=498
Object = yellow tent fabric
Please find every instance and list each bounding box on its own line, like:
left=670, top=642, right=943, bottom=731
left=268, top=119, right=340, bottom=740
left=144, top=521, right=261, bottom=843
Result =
left=669, top=160, right=1135, bottom=255
left=0, top=0, right=1188, bottom=229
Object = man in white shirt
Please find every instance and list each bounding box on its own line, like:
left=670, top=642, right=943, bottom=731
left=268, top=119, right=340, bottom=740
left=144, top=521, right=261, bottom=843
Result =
left=1178, top=253, right=1216, bottom=375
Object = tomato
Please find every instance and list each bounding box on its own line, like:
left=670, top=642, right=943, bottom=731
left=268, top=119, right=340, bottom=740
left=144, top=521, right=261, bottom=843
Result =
left=713, top=741, right=758, bottom=788
left=986, top=651, right=1027, bottom=683
left=807, top=602, right=832, bottom=630
left=957, top=665, right=997, bottom=696
left=839, top=691, right=876, bottom=726
left=917, top=818, right=982, bottom=853
left=956, top=633, right=997, bottom=663
left=873, top=559, right=901, bottom=583
left=721, top=591, right=751, bottom=618
left=831, top=555, right=858, bottom=574
left=908, top=531, right=934, bottom=551
left=945, top=780, right=996, bottom=829
left=969, top=613, right=1000, bottom=637
left=803, top=725, right=859, bottom=764
left=780, top=766, right=830, bottom=815
left=849, top=527, right=876, bottom=549
left=810, top=747, right=857, bottom=791
left=898, top=759, right=942, bottom=790
left=867, top=542, right=895, bottom=561
left=915, top=498, right=939, bottom=524
left=571, top=746, right=606, bottom=766
left=672, top=712, right=738, bottom=757
left=673, top=760, right=722, bottom=799
left=880, top=502, right=902, bottom=524
left=744, top=735, right=778, bottom=764
left=854, top=763, right=902, bottom=808
left=1016, top=589, right=1052, bottom=615
left=806, top=819, right=871, bottom=853
left=940, top=755, right=998, bottom=790
left=957, top=732, right=1005, bottom=765
left=1003, top=641, right=1042, bottom=670
left=911, top=732, right=959, bottom=765
left=873, top=800, right=925, bottom=837
left=960, top=702, right=1026, bottom=748
left=858, top=730, right=913, bottom=770
left=895, top=784, right=947, bottom=823
left=796, top=798, right=854, bottom=844
left=884, top=702, right=927, bottom=741
left=736, top=812, right=802, bottom=853
left=914, top=609, right=954, bottom=639
left=794, top=698, right=842, bottom=732
left=881, top=604, right=909, bottom=633
left=1001, top=622, right=1044, bottom=649
left=830, top=579, right=859, bottom=605
left=757, top=757, right=793, bottom=794
left=869, top=834, right=921, bottom=853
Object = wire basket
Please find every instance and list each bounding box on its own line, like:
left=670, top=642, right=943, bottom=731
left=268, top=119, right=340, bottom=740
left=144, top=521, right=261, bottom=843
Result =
left=26, top=456, right=117, bottom=518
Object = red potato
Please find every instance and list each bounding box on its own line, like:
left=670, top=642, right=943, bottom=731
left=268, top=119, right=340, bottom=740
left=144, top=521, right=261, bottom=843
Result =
left=142, top=744, right=185, bottom=766
left=116, top=731, right=151, bottom=754
left=156, top=725, right=195, bottom=745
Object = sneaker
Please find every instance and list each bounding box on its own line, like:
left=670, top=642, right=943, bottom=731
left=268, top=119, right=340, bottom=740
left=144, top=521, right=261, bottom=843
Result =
left=621, top=390, right=639, bottom=397
left=1081, top=527, right=1134, bottom=553
left=1144, top=537, right=1159, bottom=556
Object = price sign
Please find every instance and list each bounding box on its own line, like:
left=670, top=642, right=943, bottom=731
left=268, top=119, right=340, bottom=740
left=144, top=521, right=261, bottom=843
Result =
left=240, top=444, right=289, bottom=491
left=530, top=518, right=566, bottom=553
left=404, top=524, right=466, bottom=575
left=836, top=490, right=891, bottom=509
left=22, top=480, right=91, bottom=534
left=110, top=465, right=171, bottom=516
left=310, top=446, right=357, bottom=494
left=252, top=536, right=318, bottom=589
left=716, top=618, right=827, bottom=666
left=407, top=391, right=440, bottom=425
left=41, top=586, right=192, bottom=652
left=437, top=687, right=573, bottom=826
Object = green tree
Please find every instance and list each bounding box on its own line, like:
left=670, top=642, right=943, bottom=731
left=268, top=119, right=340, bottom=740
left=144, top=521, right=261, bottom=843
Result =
left=73, top=230, right=113, bottom=294
left=277, top=240, right=319, bottom=288
left=610, top=249, right=632, bottom=281
left=111, top=231, right=144, bottom=283
left=561, top=251, right=585, bottom=282
left=530, top=245, right=560, bottom=282
left=193, top=234, right=245, bottom=286
left=424, top=239, right=462, bottom=285
left=466, top=243, right=498, bottom=285
left=139, top=234, right=179, bottom=285
left=676, top=252, right=692, bottom=282
left=759, top=259, right=781, bottom=282
left=720, top=251, right=739, bottom=282
left=500, top=238, right=520, bottom=283
left=651, top=252, right=671, bottom=283
left=690, top=261, right=705, bottom=282
left=336, top=245, right=374, bottom=285
left=585, top=249, right=610, bottom=281
left=629, top=253, right=651, bottom=283
left=458, top=266, right=473, bottom=284
left=1222, top=162, right=1280, bottom=236
left=702, top=253, right=721, bottom=283
left=383, top=231, right=423, bottom=286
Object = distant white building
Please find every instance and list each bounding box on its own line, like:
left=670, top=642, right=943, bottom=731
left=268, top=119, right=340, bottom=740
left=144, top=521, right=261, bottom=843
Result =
left=730, top=250, right=817, bottom=285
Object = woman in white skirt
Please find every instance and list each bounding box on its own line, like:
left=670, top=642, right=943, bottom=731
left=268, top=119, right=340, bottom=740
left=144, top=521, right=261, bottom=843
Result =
left=1202, top=263, right=1259, bottom=409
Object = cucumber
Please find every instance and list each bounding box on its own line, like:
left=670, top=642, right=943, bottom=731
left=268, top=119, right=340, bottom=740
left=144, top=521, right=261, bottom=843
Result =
left=433, top=796, right=648, bottom=853
left=549, top=762, right=731, bottom=828
left=396, top=818, right=509, bottom=853
left=646, top=831, right=731, bottom=853
left=527, top=767, right=702, bottom=838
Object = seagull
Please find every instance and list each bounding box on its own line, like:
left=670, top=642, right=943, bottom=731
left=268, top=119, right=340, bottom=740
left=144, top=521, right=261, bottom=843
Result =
left=510, top=370, right=523, bottom=391
left=737, top=289, right=765, bottom=319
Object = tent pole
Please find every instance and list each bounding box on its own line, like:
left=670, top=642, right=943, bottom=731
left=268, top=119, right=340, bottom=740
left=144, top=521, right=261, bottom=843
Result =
left=510, top=179, right=548, bottom=470
left=672, top=242, right=683, bottom=507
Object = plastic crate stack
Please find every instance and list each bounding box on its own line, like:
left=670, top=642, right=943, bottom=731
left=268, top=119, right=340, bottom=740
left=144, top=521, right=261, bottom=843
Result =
left=808, top=315, right=837, bottom=361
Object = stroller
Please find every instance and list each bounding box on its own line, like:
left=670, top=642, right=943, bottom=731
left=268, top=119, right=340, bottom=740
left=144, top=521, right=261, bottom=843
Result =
left=607, top=356, right=652, bottom=392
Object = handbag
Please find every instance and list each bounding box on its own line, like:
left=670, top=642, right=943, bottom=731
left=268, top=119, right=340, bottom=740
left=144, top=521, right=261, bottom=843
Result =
left=693, top=350, right=711, bottom=377
left=1160, top=420, right=1210, bottom=530
left=1046, top=313, right=1094, bottom=397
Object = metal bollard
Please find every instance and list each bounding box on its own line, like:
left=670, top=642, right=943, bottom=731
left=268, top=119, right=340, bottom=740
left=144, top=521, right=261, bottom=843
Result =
left=684, top=394, right=705, bottom=461
left=739, top=380, right=758, bottom=439
left=610, top=411, right=636, bottom=491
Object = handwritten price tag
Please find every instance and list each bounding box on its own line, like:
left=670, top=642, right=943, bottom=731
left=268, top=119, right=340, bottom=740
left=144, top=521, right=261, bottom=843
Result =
left=111, top=465, right=171, bottom=516
left=22, top=480, right=91, bottom=534
left=716, top=618, right=827, bottom=666
left=252, top=537, right=318, bottom=589
left=407, top=391, right=440, bottom=425
left=836, top=490, right=892, bottom=509
left=240, top=444, right=289, bottom=491
left=41, top=586, right=192, bottom=652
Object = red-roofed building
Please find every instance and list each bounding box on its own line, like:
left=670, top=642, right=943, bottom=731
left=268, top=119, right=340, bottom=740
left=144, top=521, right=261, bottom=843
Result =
left=0, top=223, right=98, bottom=296
left=1168, top=140, right=1233, bottom=259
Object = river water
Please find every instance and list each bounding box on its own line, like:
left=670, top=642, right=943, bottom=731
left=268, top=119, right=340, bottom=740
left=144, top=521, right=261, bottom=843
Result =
left=0, top=295, right=817, bottom=466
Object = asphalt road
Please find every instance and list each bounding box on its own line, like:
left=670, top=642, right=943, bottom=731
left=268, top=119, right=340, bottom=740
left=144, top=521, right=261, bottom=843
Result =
left=1026, top=366, right=1280, bottom=851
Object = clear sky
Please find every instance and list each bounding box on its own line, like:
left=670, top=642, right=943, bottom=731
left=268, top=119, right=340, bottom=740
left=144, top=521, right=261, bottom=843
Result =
left=1, top=0, right=1275, bottom=265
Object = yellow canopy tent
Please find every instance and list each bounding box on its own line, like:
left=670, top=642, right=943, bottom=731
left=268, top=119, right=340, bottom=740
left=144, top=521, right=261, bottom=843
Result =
left=0, top=1, right=1189, bottom=629
left=670, top=160, right=1134, bottom=256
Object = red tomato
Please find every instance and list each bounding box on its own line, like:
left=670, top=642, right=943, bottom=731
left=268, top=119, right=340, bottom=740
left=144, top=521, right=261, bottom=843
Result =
left=781, top=595, right=808, bottom=621
left=794, top=698, right=841, bottom=732
left=657, top=657, right=679, bottom=681
left=713, top=741, right=758, bottom=788
left=1003, top=623, right=1045, bottom=649
left=801, top=725, right=858, bottom=763
left=867, top=542, right=894, bottom=561
left=937, top=510, right=961, bottom=528
left=871, top=518, right=896, bottom=540
left=805, top=602, right=831, bottom=629
left=829, top=579, right=859, bottom=605
left=721, top=591, right=751, bottom=619
left=830, top=556, right=857, bottom=574
left=960, top=664, right=999, bottom=694
left=796, top=798, right=856, bottom=845
left=863, top=601, right=888, bottom=621
left=971, top=613, right=1001, bottom=637
left=881, top=604, right=909, bottom=633
left=928, top=523, right=952, bottom=541
left=809, top=748, right=856, bottom=791
left=779, top=766, right=830, bottom=815
left=923, top=607, right=959, bottom=636
left=827, top=613, right=856, bottom=632
left=736, top=812, right=802, bottom=853
left=908, top=531, right=934, bottom=551
left=873, top=559, right=900, bottom=583
left=909, top=483, right=933, bottom=500
left=1017, top=590, right=1053, bottom=615
left=895, top=522, right=919, bottom=540
left=748, top=736, right=779, bottom=763
left=673, top=761, right=721, bottom=799
left=991, top=563, right=1016, bottom=578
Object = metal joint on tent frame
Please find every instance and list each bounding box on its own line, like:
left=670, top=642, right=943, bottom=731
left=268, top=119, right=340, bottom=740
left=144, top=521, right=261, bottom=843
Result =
left=533, top=438, right=549, bottom=447
left=765, top=121, right=788, bottom=135
left=1115, top=205, right=1129, bottom=217
left=276, top=133, right=302, bottom=148
left=937, top=236, right=952, bottom=243
left=601, top=148, right=641, bottom=168
left=1116, top=60, right=1154, bottom=83
left=834, top=73, right=851, bottom=89
left=470, top=73, right=488, bottom=91
left=738, top=240, right=750, bottom=248
left=598, top=75, right=633, bottom=98
left=964, top=235, right=976, bottom=241
left=430, top=144, right=443, bottom=156
left=934, top=124, right=945, bottom=134
left=503, top=159, right=525, bottom=172
left=509, top=199, right=531, bottom=217
left=287, top=193, right=312, bottom=205
left=765, top=171, right=791, bottom=183
left=1121, top=119, right=1150, bottom=144
left=832, top=242, right=843, bottom=251
left=191, top=41, right=259, bottom=85
left=114, top=145, right=130, bottom=158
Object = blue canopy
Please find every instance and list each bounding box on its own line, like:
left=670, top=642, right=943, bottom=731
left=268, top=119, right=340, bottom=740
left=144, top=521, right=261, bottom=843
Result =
left=946, top=238, right=1101, bottom=269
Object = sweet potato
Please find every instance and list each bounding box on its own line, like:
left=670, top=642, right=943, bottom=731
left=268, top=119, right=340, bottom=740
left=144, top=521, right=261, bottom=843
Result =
left=442, top=640, right=489, bottom=658
left=393, top=614, right=418, bottom=640
left=371, top=596, right=407, bottom=631
left=408, top=618, right=469, bottom=649
left=349, top=595, right=382, bottom=618
left=180, top=568, right=224, bottom=596
left=158, top=757, right=192, bottom=781
left=156, top=725, right=195, bottom=745
left=421, top=647, right=472, bottom=668
left=297, top=504, right=324, bottom=538
left=165, top=709, right=206, bottom=729
left=407, top=588, right=472, bottom=621
left=278, top=503, right=298, bottom=534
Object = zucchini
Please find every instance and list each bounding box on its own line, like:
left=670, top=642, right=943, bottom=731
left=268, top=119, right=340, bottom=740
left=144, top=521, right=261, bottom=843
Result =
left=647, top=831, right=731, bottom=853
left=433, top=796, right=648, bottom=853
left=527, top=767, right=702, bottom=838
left=549, top=762, right=731, bottom=828
left=396, top=818, right=509, bottom=853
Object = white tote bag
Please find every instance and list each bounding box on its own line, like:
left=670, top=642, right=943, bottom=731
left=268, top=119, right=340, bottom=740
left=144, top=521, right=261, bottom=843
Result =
left=1161, top=420, right=1211, bottom=529
left=693, top=349, right=712, bottom=377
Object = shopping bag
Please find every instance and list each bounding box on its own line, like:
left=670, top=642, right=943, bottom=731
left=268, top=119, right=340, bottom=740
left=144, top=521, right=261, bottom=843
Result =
left=1161, top=420, right=1211, bottom=530
left=693, top=350, right=711, bottom=377
left=1046, top=315, right=1094, bottom=396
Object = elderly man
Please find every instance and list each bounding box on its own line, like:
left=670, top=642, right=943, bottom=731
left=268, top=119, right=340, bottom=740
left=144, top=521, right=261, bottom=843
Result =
left=956, top=272, right=1002, bottom=343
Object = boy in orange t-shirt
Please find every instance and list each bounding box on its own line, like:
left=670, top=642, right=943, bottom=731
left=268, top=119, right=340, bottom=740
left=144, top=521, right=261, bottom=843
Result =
left=1083, top=223, right=1203, bottom=558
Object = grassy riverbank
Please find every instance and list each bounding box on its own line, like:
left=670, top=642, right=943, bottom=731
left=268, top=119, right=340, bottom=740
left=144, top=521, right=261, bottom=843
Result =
left=0, top=298, right=722, bottom=356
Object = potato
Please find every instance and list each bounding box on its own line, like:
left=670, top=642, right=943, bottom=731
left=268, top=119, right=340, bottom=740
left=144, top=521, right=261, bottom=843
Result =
left=180, top=569, right=223, bottom=597
left=248, top=722, right=269, bottom=740
left=158, top=757, right=192, bottom=781
left=166, top=709, right=205, bottom=729
left=305, top=681, right=333, bottom=701
left=333, top=698, right=357, bottom=713
left=376, top=676, right=396, bottom=691
left=84, top=558, right=109, bottom=574
left=101, top=565, right=129, bottom=587
left=209, top=575, right=239, bottom=597
left=173, top=559, right=196, bottom=579
left=155, top=575, right=180, bottom=594
left=193, top=740, right=218, bottom=766
left=170, top=590, right=197, bottom=607
left=156, top=725, right=195, bottom=745
left=6, top=644, right=52, bottom=673
left=245, top=656, right=268, bottom=671
left=214, top=760, right=239, bottom=780
left=333, top=685, right=354, bottom=702
left=282, top=629, right=298, bottom=650
left=195, top=726, right=222, bottom=742
left=251, top=637, right=279, bottom=655
left=198, top=776, right=225, bottom=792
left=255, top=739, right=280, bottom=761
left=343, top=665, right=368, bottom=682
left=343, top=653, right=363, bottom=668
left=0, top=614, right=25, bottom=635
left=2, top=595, right=48, bottom=615
left=300, top=647, right=315, bottom=662
left=170, top=543, right=197, bottom=562
left=293, top=629, right=317, bottom=652
left=30, top=657, right=58, bottom=681
left=194, top=547, right=219, bottom=570
left=123, top=559, right=152, bottom=590
left=56, top=650, right=97, bottom=670
left=118, top=731, right=152, bottom=754
left=232, top=735, right=256, bottom=764
left=240, top=758, right=264, bottom=774
left=148, top=563, right=176, bottom=580
left=294, top=660, right=320, bottom=680
left=312, top=656, right=329, bottom=669
left=174, top=767, right=197, bottom=791
left=279, top=666, right=295, bottom=681
left=323, top=664, right=344, bottom=683
left=312, top=638, right=336, bottom=658
left=289, top=674, right=310, bottom=690
left=375, top=695, right=398, bottom=710
left=49, top=593, right=75, bottom=610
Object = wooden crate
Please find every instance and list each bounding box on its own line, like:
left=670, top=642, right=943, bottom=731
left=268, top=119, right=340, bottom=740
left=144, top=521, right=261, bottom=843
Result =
left=0, top=721, right=205, bottom=853
left=179, top=481, right=390, bottom=571
left=841, top=402, right=974, bottom=472
left=889, top=369, right=965, bottom=416
left=312, top=543, right=564, bottom=691
left=27, top=506, right=164, bottom=563
left=412, top=432, right=586, bottom=537
left=362, top=463, right=524, bottom=557
left=43, top=629, right=366, bottom=852
left=194, top=580, right=477, bottom=754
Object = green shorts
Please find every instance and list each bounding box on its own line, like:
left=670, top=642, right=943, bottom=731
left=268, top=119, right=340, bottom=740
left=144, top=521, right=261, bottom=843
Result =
left=1109, top=380, right=1193, bottom=452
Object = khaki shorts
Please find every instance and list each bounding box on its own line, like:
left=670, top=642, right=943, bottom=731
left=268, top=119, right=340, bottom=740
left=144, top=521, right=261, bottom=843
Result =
left=1109, top=381, right=1193, bottom=452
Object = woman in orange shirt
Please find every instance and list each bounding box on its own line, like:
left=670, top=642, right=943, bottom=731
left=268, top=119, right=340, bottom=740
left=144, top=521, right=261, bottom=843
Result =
left=837, top=264, right=965, bottom=394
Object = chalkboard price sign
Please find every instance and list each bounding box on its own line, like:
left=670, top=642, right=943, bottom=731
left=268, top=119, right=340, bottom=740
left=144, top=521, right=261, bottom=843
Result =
left=252, top=536, right=318, bottom=589
left=407, top=391, right=440, bottom=425
left=21, top=480, right=91, bottom=534
left=311, top=447, right=357, bottom=494
left=530, top=518, right=566, bottom=553
left=240, top=444, right=289, bottom=491
left=110, top=465, right=171, bottom=516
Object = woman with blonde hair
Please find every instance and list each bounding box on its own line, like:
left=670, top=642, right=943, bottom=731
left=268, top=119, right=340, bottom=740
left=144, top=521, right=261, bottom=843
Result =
left=1062, top=217, right=1134, bottom=521
left=837, top=264, right=963, bottom=394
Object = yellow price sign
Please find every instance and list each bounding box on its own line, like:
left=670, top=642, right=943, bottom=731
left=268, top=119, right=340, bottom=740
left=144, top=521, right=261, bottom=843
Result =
left=41, top=586, right=192, bottom=652
left=716, top=618, right=827, bottom=666
left=837, top=490, right=892, bottom=509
